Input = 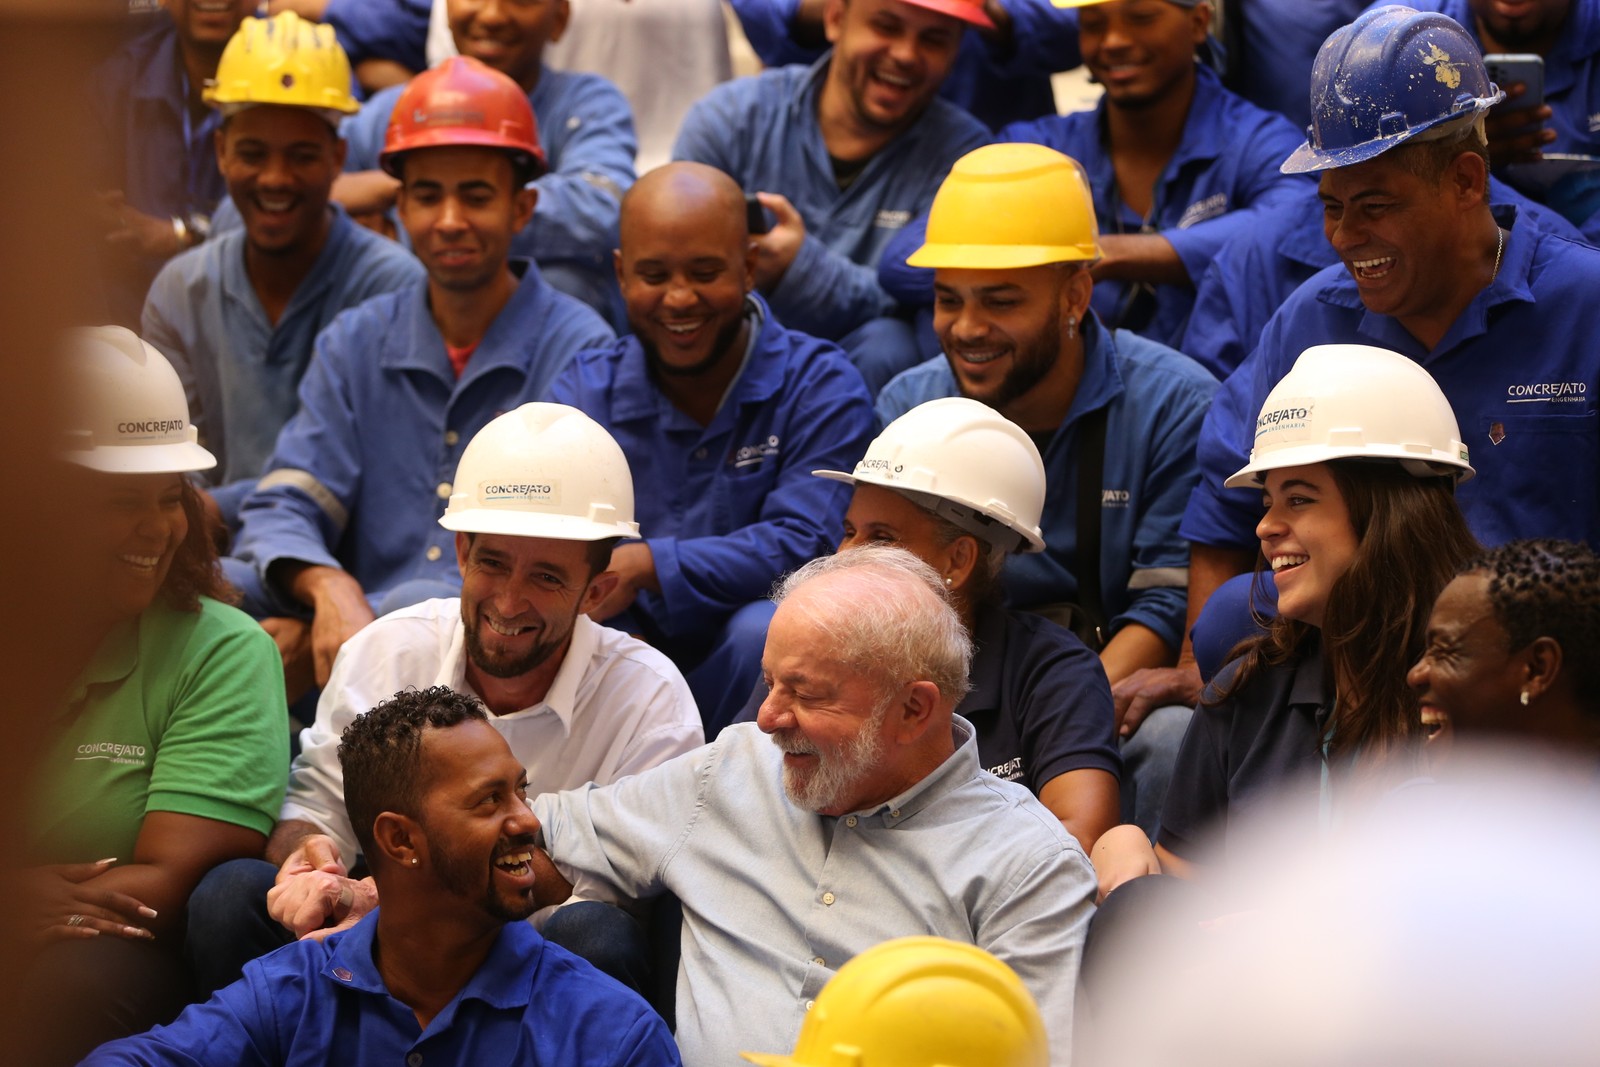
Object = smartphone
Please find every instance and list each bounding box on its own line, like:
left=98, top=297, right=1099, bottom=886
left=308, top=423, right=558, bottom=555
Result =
left=1485, top=53, right=1546, bottom=114
left=745, top=193, right=774, bottom=235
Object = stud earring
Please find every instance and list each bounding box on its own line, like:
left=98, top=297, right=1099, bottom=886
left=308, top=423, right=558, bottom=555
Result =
left=944, top=576, right=954, bottom=587
left=412, top=857, right=420, bottom=866
left=1520, top=690, right=1531, bottom=706
left=1065, top=316, right=1077, bottom=341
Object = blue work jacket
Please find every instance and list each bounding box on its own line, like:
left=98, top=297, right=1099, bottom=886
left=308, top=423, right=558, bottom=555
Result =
left=80, top=913, right=680, bottom=1067
left=1183, top=217, right=1600, bottom=552
left=877, top=315, right=1217, bottom=650
left=233, top=261, right=614, bottom=603
left=549, top=295, right=875, bottom=637
left=1180, top=184, right=1585, bottom=380
left=672, top=59, right=989, bottom=341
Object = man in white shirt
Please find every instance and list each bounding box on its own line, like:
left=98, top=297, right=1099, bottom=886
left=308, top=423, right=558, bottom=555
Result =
left=185, top=403, right=703, bottom=996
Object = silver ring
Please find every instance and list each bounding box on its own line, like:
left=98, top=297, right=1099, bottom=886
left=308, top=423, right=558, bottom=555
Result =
left=65, top=914, right=86, bottom=928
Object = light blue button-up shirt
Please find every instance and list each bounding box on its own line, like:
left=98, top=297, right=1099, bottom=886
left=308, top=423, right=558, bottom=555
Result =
left=534, top=717, right=1096, bottom=1067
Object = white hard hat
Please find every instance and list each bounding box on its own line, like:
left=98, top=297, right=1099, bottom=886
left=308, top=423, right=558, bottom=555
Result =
left=439, top=403, right=640, bottom=540
left=63, top=326, right=216, bottom=474
left=1225, top=344, right=1474, bottom=489
left=815, top=397, right=1047, bottom=554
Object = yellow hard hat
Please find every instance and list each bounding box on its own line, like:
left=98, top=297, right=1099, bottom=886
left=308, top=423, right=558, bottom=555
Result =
left=741, top=937, right=1050, bottom=1067
left=204, top=12, right=359, bottom=119
left=908, top=143, right=1101, bottom=270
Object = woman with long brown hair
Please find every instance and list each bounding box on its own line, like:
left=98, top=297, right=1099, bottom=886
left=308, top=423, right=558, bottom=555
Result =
left=1093, top=344, right=1480, bottom=890
left=18, top=328, right=288, bottom=1065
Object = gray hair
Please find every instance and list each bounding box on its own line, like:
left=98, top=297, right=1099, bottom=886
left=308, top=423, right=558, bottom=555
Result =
left=773, top=545, right=973, bottom=709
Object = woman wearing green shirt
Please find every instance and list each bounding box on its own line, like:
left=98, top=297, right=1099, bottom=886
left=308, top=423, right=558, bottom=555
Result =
left=20, top=327, right=288, bottom=1065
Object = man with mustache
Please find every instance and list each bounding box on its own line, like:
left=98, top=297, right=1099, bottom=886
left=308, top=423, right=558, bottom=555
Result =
left=549, top=161, right=874, bottom=734
left=185, top=404, right=702, bottom=997
left=86, top=685, right=681, bottom=1067
left=532, top=546, right=1096, bottom=1065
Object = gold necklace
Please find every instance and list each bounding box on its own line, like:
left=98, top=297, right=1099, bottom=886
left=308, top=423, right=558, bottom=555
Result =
left=1490, top=226, right=1505, bottom=285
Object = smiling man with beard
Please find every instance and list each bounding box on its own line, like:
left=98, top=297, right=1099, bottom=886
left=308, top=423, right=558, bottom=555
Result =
left=531, top=546, right=1096, bottom=1065
left=878, top=145, right=1213, bottom=697
left=550, top=161, right=874, bottom=735
left=183, top=404, right=701, bottom=999
left=86, top=686, right=681, bottom=1067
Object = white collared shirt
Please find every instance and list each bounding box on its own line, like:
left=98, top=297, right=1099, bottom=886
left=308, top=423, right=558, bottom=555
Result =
left=281, top=598, right=704, bottom=865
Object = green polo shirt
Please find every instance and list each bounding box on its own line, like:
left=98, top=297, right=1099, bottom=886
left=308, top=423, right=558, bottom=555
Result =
left=31, top=596, right=287, bottom=863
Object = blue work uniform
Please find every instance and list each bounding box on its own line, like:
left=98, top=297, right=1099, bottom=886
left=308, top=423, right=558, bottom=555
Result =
left=1180, top=185, right=1583, bottom=380
left=725, top=0, right=1079, bottom=131
left=80, top=912, right=680, bottom=1067
left=89, top=17, right=229, bottom=325
left=342, top=64, right=637, bottom=313
left=877, top=315, right=1217, bottom=651
left=672, top=59, right=989, bottom=350
left=323, top=0, right=431, bottom=72
left=1393, top=0, right=1600, bottom=241
left=1182, top=215, right=1600, bottom=552
left=229, top=261, right=614, bottom=618
left=549, top=295, right=874, bottom=730
left=1226, top=0, right=1368, bottom=128
left=881, top=64, right=1310, bottom=352
left=141, top=206, right=422, bottom=524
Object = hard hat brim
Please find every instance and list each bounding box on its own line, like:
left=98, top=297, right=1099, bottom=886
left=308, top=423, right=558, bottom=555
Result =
left=1224, top=444, right=1475, bottom=489
left=896, top=0, right=995, bottom=29
left=437, top=508, right=639, bottom=541
left=739, top=1053, right=799, bottom=1067
left=379, top=131, right=548, bottom=179
left=906, top=241, right=1101, bottom=269
left=1280, top=93, right=1504, bottom=175
left=813, top=468, right=1048, bottom=553
left=66, top=441, right=217, bottom=475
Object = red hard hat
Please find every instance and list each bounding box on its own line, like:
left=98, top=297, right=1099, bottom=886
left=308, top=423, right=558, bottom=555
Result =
left=379, top=56, right=546, bottom=179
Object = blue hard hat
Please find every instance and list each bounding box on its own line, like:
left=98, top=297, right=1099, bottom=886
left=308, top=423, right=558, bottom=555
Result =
left=1281, top=5, right=1504, bottom=174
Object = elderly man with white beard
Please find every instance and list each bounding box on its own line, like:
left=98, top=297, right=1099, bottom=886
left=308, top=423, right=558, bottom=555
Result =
left=530, top=545, right=1097, bottom=1065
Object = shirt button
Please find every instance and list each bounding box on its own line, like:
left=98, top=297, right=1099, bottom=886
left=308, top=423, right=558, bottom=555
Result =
left=436, top=481, right=452, bottom=499
left=444, top=430, right=460, bottom=446
left=407, top=1054, right=423, bottom=1067
left=812, top=956, right=825, bottom=966
left=889, top=809, right=902, bottom=819
left=425, top=546, right=442, bottom=562
left=694, top=447, right=708, bottom=460
left=821, top=891, right=835, bottom=905
left=845, top=816, right=857, bottom=828
left=805, top=999, right=816, bottom=1011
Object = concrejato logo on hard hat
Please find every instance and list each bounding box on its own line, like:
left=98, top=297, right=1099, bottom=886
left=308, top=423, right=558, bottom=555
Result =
left=480, top=480, right=561, bottom=507
left=856, top=457, right=905, bottom=479
left=1254, top=398, right=1314, bottom=445
left=414, top=107, right=486, bottom=129
left=118, top=419, right=186, bottom=441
